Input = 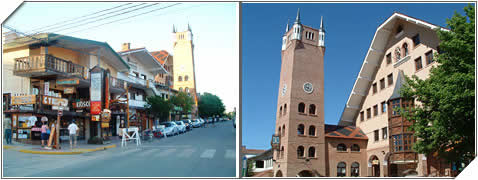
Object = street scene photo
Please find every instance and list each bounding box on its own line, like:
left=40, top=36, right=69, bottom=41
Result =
left=2, top=2, right=238, bottom=177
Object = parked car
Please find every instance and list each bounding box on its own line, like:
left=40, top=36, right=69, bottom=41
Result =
left=175, top=121, right=187, bottom=133
left=160, top=122, right=179, bottom=136
left=182, top=119, right=193, bottom=130
left=191, top=119, right=201, bottom=128
left=198, top=118, right=205, bottom=127
left=206, top=118, right=213, bottom=123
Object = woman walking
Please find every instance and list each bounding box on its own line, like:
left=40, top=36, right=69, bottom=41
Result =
left=40, top=116, right=50, bottom=148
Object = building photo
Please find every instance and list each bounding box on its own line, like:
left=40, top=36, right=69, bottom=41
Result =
left=2, top=1, right=238, bottom=177
left=241, top=3, right=475, bottom=177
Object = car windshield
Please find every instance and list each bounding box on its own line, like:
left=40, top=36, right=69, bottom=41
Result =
left=182, top=120, right=188, bottom=123
left=176, top=122, right=182, bottom=125
left=161, top=123, right=172, bottom=127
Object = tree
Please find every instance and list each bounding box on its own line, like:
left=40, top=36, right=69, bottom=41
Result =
left=198, top=92, right=226, bottom=118
left=145, top=95, right=173, bottom=123
left=170, top=91, right=194, bottom=118
left=400, top=5, right=475, bottom=165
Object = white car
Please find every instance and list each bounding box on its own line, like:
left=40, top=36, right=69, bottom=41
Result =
left=160, top=122, right=179, bottom=136
left=191, top=119, right=201, bottom=128
left=174, top=121, right=187, bottom=133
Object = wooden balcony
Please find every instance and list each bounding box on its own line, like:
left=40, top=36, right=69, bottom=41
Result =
left=109, top=76, right=126, bottom=94
left=14, top=54, right=86, bottom=79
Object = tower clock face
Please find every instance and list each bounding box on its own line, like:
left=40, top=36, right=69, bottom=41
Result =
left=303, top=82, right=313, bottom=94
left=282, top=84, right=287, bottom=96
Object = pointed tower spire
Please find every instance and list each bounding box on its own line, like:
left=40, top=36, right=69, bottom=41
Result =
left=318, top=16, right=325, bottom=47
left=285, top=19, right=290, bottom=33
left=295, top=8, right=301, bottom=24
left=187, top=22, right=191, bottom=31
left=172, top=24, right=176, bottom=33
left=320, top=16, right=324, bottom=31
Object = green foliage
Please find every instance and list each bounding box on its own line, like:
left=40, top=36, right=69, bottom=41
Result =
left=400, top=5, right=475, bottom=163
left=198, top=92, right=226, bottom=118
left=145, top=95, right=173, bottom=122
left=170, top=91, right=195, bottom=117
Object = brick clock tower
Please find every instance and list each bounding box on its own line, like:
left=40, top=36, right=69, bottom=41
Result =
left=273, top=9, right=326, bottom=177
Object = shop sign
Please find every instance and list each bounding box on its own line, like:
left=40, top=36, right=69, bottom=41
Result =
left=101, top=122, right=109, bottom=128
left=91, top=115, right=100, bottom=121
left=44, top=82, right=49, bottom=95
left=42, top=96, right=68, bottom=106
left=52, top=106, right=70, bottom=111
left=73, top=100, right=90, bottom=109
left=271, top=134, right=280, bottom=150
left=11, top=95, right=36, bottom=105
left=57, top=78, right=79, bottom=85
left=18, top=105, right=34, bottom=111
left=64, top=87, right=76, bottom=94
left=91, top=101, right=101, bottom=115
left=90, top=72, right=102, bottom=101
left=102, top=109, right=111, bottom=122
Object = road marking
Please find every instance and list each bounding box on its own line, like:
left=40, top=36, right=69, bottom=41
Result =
left=225, top=149, right=235, bottom=159
left=177, top=148, right=196, bottom=158
left=155, top=148, right=176, bottom=158
left=200, top=149, right=216, bottom=159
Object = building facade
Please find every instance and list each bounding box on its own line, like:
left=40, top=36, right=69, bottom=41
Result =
left=272, top=12, right=454, bottom=177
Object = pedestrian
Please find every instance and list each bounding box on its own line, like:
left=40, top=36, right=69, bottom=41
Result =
left=68, top=119, right=79, bottom=149
left=3, top=117, right=12, bottom=144
left=40, top=116, right=49, bottom=148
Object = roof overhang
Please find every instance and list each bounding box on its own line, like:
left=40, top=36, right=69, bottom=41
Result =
left=119, top=48, right=168, bottom=74
left=338, top=13, right=449, bottom=126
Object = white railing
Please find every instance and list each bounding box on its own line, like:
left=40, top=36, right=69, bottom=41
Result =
left=129, top=99, right=148, bottom=108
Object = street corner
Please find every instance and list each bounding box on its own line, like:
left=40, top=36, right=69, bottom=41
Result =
left=17, top=144, right=117, bottom=155
left=77, top=144, right=117, bottom=153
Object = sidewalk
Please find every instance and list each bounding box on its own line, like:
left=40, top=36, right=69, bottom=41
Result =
left=3, top=139, right=118, bottom=155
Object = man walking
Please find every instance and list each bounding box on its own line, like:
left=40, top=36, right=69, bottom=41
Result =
left=3, top=117, right=12, bottom=144
left=68, top=119, right=79, bottom=149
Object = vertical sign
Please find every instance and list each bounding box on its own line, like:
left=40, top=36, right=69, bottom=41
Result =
left=44, top=82, right=49, bottom=95
left=90, top=72, right=102, bottom=115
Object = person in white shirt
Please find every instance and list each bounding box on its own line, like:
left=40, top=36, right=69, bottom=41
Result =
left=68, top=119, right=79, bottom=149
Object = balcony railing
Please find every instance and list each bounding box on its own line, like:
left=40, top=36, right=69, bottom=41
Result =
left=14, top=54, right=86, bottom=78
left=110, top=76, right=126, bottom=90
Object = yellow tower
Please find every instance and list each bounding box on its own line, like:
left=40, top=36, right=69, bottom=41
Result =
left=172, top=24, right=198, bottom=118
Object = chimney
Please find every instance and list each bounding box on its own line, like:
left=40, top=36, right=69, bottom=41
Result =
left=122, top=43, right=131, bottom=51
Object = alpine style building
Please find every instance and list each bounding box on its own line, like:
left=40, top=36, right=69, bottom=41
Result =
left=171, top=24, right=198, bottom=118
left=272, top=10, right=455, bottom=177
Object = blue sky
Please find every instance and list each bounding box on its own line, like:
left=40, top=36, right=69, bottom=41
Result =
left=241, top=3, right=471, bottom=150
left=3, top=2, right=238, bottom=112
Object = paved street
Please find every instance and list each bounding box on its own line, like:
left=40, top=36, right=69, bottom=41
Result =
left=3, top=121, right=236, bottom=177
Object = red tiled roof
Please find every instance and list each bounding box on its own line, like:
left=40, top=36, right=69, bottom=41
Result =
left=242, top=148, right=266, bottom=155
left=151, top=50, right=170, bottom=65
left=325, top=124, right=368, bottom=140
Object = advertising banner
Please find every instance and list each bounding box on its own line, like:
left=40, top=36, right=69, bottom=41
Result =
left=90, top=71, right=103, bottom=115
left=11, top=95, right=36, bottom=105
left=91, top=101, right=101, bottom=115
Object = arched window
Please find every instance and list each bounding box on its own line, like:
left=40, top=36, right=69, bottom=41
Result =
left=337, top=143, right=347, bottom=152
left=297, top=124, right=305, bottom=135
left=279, top=106, right=283, bottom=117
left=403, top=43, right=409, bottom=56
left=309, top=125, right=316, bottom=136
left=278, top=126, right=281, bottom=136
left=308, top=147, right=315, bottom=158
left=282, top=125, right=285, bottom=136
left=395, top=47, right=401, bottom=61
left=178, top=76, right=183, bottom=81
left=309, top=104, right=316, bottom=115
left=283, top=104, right=287, bottom=115
left=337, top=162, right=346, bottom=177
left=179, top=87, right=183, bottom=92
left=280, top=146, right=284, bottom=158
left=297, top=146, right=305, bottom=158
left=185, top=87, right=189, bottom=93
left=185, top=75, right=189, bottom=81
left=351, top=162, right=360, bottom=177
left=298, top=103, right=305, bottom=113
left=351, top=144, right=360, bottom=152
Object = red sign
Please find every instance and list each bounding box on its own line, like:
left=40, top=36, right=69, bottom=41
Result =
left=91, top=101, right=102, bottom=115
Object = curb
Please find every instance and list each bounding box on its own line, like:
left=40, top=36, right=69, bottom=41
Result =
left=17, top=144, right=117, bottom=155
left=3, top=145, right=17, bottom=150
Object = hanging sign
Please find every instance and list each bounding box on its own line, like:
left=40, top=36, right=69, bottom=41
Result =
left=42, top=96, right=68, bottom=106
left=90, top=71, right=103, bottom=115
left=101, top=109, right=111, bottom=122
left=64, top=87, right=76, bottom=94
left=73, top=100, right=90, bottom=109
left=91, top=101, right=102, bottom=115
left=11, top=95, right=36, bottom=105
left=91, top=115, right=100, bottom=122
left=44, top=82, right=49, bottom=95
left=57, top=78, right=79, bottom=85
left=101, top=122, right=109, bottom=128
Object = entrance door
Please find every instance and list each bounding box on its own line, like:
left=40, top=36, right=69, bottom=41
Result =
left=390, top=164, right=398, bottom=177
left=373, top=164, right=380, bottom=177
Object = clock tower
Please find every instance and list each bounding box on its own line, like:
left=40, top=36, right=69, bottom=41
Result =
left=273, top=9, right=326, bottom=177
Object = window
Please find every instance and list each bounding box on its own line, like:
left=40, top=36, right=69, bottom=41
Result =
left=412, top=34, right=421, bottom=46
left=179, top=87, right=183, bottom=92
left=392, top=134, right=403, bottom=152
left=185, top=87, right=189, bottom=93
left=297, top=146, right=305, bottom=158
left=279, top=106, right=283, bottom=117
left=395, top=47, right=401, bottom=61
left=278, top=126, right=281, bottom=136
left=386, top=53, right=392, bottom=65
left=382, top=127, right=388, bottom=140
left=426, top=51, right=434, bottom=65
left=308, top=147, right=316, bottom=157
left=283, top=104, right=287, bottom=115
left=381, top=101, right=387, bottom=113
left=255, top=160, right=264, bottom=168
left=403, top=134, right=414, bottom=151
left=280, top=146, right=284, bottom=158
left=351, top=162, right=360, bottom=177
left=380, top=78, right=385, bottom=90
left=337, top=143, right=347, bottom=152
left=309, top=126, right=316, bottom=136
left=387, top=73, right=393, bottom=85
left=391, top=99, right=400, bottom=116
left=402, top=43, right=409, bottom=56
left=297, top=124, right=305, bottom=135
left=366, top=108, right=371, bottom=119
left=141, top=74, right=147, bottom=80
left=178, top=76, right=183, bottom=81
left=309, top=104, right=316, bottom=115
left=415, top=57, right=423, bottom=71
left=337, top=162, right=346, bottom=177
left=185, top=75, right=189, bottom=81
left=374, top=130, right=379, bottom=142
left=298, top=103, right=305, bottom=113
left=360, top=111, right=364, bottom=122
left=372, top=83, right=377, bottom=94
left=373, top=105, right=378, bottom=117
left=282, top=125, right=285, bottom=136
left=351, top=144, right=360, bottom=152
